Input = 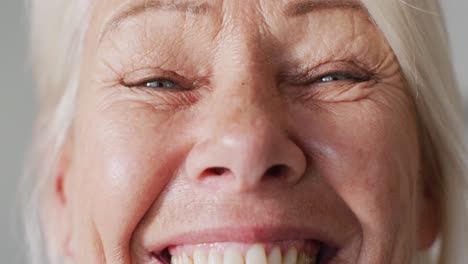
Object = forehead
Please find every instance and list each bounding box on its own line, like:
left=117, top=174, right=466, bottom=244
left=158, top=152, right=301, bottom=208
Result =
left=91, top=0, right=367, bottom=43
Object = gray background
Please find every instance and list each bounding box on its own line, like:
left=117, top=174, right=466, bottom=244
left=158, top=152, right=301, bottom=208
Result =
left=0, top=1, right=466, bottom=263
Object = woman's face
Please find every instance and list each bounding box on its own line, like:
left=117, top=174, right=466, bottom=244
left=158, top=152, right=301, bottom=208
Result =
left=55, top=0, right=438, bottom=263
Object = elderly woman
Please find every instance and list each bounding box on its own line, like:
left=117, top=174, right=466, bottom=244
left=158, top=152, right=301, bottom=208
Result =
left=21, top=0, right=467, bottom=263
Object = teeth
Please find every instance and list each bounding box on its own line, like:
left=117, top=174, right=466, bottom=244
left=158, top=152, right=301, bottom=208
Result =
left=297, top=253, right=313, bottom=264
left=298, top=253, right=306, bottom=264
left=298, top=253, right=315, bottom=264
left=224, top=247, right=244, bottom=264
left=208, top=248, right=222, bottom=264
left=246, top=244, right=267, bottom=264
left=170, top=244, right=316, bottom=264
left=268, top=247, right=282, bottom=264
left=183, top=253, right=193, bottom=264
left=194, top=249, right=208, bottom=264
left=283, top=247, right=298, bottom=264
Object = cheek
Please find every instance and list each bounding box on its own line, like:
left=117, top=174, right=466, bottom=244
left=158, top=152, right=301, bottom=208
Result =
left=292, top=88, right=420, bottom=240
left=328, top=113, right=418, bottom=228
left=69, top=97, right=192, bottom=258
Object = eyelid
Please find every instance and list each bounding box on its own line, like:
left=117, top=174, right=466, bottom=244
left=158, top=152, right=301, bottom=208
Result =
left=121, top=68, right=193, bottom=89
left=284, top=60, right=373, bottom=85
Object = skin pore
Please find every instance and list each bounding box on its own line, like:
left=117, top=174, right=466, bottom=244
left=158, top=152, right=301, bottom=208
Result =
left=51, top=0, right=439, bottom=263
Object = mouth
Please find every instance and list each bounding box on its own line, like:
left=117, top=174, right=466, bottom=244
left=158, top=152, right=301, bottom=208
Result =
left=150, top=235, right=338, bottom=264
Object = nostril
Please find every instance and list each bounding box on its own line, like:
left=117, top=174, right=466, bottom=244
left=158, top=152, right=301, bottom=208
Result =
left=265, top=164, right=289, bottom=178
left=202, top=167, right=230, bottom=177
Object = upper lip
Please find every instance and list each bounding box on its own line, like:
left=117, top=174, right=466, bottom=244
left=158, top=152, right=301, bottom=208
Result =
left=146, top=225, right=342, bottom=255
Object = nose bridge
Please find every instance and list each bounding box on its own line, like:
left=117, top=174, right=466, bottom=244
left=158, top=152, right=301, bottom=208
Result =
left=213, top=14, right=274, bottom=92
left=208, top=40, right=282, bottom=148
left=204, top=67, right=284, bottom=175
left=210, top=74, right=280, bottom=134
left=211, top=33, right=278, bottom=123
left=208, top=87, right=280, bottom=159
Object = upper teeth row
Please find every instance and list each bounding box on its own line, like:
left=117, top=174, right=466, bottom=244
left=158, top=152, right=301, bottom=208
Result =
left=170, top=244, right=316, bottom=264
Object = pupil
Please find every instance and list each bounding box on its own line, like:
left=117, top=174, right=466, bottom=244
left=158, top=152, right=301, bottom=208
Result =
left=321, top=76, right=335, bottom=82
left=164, top=80, right=175, bottom=87
left=321, top=74, right=350, bottom=82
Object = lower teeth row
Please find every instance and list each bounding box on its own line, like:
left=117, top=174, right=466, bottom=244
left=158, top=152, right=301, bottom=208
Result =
left=169, top=244, right=316, bottom=264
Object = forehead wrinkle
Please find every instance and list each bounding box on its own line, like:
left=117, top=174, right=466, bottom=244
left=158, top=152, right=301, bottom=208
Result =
left=284, top=0, right=364, bottom=16
left=99, top=0, right=211, bottom=43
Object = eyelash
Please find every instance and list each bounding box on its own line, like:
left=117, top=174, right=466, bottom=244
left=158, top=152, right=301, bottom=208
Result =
left=132, top=72, right=367, bottom=90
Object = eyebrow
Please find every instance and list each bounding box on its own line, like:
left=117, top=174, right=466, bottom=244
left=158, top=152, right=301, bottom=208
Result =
left=284, top=0, right=363, bottom=16
left=99, top=0, right=210, bottom=42
left=99, top=0, right=363, bottom=43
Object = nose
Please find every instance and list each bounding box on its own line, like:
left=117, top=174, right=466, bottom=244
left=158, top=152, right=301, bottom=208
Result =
left=184, top=83, right=307, bottom=192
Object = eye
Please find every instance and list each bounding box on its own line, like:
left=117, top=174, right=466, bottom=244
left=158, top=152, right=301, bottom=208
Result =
left=318, top=73, right=366, bottom=83
left=143, top=79, right=181, bottom=89
left=121, top=68, right=194, bottom=91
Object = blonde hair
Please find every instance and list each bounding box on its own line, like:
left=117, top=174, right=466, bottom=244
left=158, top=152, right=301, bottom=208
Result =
left=22, top=0, right=467, bottom=263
